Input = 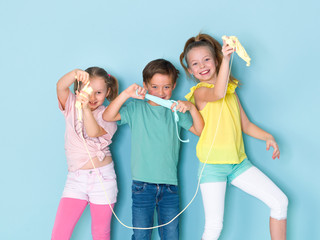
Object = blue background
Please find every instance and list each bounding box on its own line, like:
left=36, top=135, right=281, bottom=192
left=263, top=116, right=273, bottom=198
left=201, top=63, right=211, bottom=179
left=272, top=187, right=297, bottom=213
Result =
left=1, top=0, right=319, bottom=239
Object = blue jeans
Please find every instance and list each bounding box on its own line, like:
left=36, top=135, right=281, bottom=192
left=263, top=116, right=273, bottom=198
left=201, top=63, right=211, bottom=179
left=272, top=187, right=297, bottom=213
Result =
left=131, top=180, right=179, bottom=240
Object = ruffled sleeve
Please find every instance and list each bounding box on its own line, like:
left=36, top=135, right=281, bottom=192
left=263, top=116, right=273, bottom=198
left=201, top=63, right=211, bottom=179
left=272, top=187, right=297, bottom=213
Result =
left=58, top=91, right=75, bottom=116
left=185, top=81, right=238, bottom=104
left=227, top=80, right=238, bottom=94
left=185, top=82, right=212, bottom=104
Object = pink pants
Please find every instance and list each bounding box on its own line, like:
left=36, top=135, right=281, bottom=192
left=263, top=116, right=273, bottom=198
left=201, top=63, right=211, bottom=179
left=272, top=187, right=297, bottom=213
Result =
left=51, top=198, right=114, bottom=240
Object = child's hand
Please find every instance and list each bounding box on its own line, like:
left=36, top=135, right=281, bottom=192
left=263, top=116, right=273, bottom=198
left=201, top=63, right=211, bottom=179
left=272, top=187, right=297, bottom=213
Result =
left=222, top=37, right=235, bottom=61
left=75, top=70, right=90, bottom=85
left=172, top=100, right=193, bottom=113
left=125, top=84, right=146, bottom=99
left=266, top=137, right=280, bottom=160
left=76, top=90, right=90, bottom=109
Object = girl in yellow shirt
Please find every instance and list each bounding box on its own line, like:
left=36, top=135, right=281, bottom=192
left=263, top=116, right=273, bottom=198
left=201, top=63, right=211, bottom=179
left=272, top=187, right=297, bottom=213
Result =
left=180, top=33, right=288, bottom=240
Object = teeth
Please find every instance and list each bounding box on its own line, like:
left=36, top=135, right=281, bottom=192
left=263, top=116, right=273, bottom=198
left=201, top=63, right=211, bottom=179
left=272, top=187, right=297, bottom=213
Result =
left=200, top=70, right=209, bottom=74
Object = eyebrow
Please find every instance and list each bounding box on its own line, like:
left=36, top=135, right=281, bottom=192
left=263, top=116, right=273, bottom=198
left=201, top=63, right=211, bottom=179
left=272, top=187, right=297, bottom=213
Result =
left=150, top=84, right=172, bottom=87
left=94, top=88, right=105, bottom=92
left=190, top=55, right=212, bottom=62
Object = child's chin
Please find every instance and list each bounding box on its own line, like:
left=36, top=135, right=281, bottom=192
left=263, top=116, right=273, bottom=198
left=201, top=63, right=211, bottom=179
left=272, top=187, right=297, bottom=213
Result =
left=89, top=105, right=97, bottom=110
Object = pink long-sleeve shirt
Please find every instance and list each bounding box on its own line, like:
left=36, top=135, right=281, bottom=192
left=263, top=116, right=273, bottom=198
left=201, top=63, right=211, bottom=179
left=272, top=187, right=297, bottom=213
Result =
left=58, top=92, right=117, bottom=171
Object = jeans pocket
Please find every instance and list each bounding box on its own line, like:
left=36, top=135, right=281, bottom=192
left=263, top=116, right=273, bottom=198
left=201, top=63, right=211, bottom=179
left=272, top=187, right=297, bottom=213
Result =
left=167, top=184, right=179, bottom=194
left=132, top=181, right=146, bottom=194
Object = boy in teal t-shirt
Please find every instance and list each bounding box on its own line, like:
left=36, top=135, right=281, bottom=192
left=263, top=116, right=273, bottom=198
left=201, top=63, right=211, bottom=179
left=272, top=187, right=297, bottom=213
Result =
left=103, top=59, right=203, bottom=240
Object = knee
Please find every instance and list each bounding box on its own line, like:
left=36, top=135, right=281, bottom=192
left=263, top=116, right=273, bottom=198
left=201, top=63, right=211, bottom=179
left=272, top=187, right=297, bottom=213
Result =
left=92, top=224, right=110, bottom=240
left=271, top=193, right=288, bottom=220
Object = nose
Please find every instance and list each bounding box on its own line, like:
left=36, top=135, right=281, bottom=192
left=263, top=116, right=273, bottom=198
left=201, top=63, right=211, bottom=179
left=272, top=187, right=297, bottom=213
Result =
left=158, top=88, right=165, bottom=96
left=89, top=93, right=95, bottom=101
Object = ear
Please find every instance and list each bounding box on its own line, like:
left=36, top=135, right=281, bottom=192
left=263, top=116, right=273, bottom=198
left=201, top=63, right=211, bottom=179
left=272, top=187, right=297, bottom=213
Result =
left=105, top=87, right=111, bottom=98
left=143, top=82, right=147, bottom=89
left=172, top=83, right=176, bottom=90
left=187, top=67, right=193, bottom=76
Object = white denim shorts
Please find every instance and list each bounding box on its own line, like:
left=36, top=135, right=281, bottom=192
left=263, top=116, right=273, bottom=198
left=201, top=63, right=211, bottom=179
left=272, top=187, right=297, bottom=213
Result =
left=62, top=162, right=118, bottom=204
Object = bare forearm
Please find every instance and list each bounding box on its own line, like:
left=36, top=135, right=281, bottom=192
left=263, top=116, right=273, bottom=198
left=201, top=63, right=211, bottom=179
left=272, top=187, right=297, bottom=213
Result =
left=57, top=69, right=81, bottom=108
left=243, top=122, right=273, bottom=141
left=189, top=105, right=204, bottom=136
left=213, top=58, right=231, bottom=99
left=57, top=69, right=79, bottom=92
left=102, top=91, right=130, bottom=122
left=83, top=109, right=106, bottom=137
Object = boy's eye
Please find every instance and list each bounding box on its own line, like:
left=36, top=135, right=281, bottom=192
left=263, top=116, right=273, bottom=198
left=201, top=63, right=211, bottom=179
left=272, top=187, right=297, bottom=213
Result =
left=205, top=58, right=210, bottom=61
left=152, top=86, right=157, bottom=89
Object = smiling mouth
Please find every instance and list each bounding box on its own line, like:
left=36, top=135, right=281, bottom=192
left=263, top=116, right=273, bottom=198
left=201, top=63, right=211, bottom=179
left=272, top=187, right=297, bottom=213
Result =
left=200, top=70, right=210, bottom=75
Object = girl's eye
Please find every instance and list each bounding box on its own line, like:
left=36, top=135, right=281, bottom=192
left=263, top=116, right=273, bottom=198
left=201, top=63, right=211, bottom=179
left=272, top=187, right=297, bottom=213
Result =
left=205, top=58, right=210, bottom=61
left=192, top=62, right=198, bottom=66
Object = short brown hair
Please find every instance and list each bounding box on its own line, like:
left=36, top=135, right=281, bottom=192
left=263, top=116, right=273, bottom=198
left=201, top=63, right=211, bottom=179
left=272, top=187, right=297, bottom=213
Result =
left=143, top=59, right=179, bottom=85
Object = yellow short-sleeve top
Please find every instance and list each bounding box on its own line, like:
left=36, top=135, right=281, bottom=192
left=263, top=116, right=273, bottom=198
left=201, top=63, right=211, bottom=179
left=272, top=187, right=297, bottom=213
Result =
left=185, top=81, right=247, bottom=164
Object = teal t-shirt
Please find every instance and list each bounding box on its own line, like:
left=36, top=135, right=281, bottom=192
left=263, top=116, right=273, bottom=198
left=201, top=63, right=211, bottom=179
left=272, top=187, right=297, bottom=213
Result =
left=118, top=99, right=193, bottom=185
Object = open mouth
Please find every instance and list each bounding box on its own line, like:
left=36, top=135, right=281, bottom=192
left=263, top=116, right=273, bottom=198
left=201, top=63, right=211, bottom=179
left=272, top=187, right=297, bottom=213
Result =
left=200, top=70, right=210, bottom=75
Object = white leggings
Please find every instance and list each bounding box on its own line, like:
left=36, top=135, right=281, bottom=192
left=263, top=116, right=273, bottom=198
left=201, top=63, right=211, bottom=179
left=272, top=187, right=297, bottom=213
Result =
left=200, top=166, right=288, bottom=240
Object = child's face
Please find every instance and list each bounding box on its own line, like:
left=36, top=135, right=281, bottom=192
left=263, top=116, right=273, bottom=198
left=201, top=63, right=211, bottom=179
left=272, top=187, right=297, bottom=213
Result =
left=85, top=77, right=109, bottom=111
left=143, top=73, right=176, bottom=106
left=187, top=46, right=217, bottom=83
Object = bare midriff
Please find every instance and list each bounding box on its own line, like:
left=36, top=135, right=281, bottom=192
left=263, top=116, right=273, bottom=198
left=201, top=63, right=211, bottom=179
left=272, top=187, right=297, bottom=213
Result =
left=80, top=155, right=113, bottom=169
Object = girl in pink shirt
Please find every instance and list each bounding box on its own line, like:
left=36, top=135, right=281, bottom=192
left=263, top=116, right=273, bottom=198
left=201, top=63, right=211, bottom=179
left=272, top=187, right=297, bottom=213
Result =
left=52, top=67, right=119, bottom=240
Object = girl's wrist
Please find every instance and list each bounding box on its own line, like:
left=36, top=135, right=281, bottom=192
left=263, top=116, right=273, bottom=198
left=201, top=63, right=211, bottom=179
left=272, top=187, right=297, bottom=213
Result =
left=188, top=103, right=195, bottom=112
left=265, top=134, right=274, bottom=141
left=121, top=90, right=131, bottom=99
left=73, top=69, right=79, bottom=77
left=222, top=56, right=231, bottom=63
left=82, top=105, right=91, bottom=111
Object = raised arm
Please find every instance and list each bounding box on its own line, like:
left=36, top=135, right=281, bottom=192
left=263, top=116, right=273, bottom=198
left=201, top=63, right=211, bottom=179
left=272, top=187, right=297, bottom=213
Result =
left=102, top=84, right=146, bottom=122
left=57, top=69, right=89, bottom=110
left=73, top=91, right=107, bottom=138
left=193, top=40, right=235, bottom=108
left=175, top=101, right=204, bottom=136
left=236, top=94, right=280, bottom=159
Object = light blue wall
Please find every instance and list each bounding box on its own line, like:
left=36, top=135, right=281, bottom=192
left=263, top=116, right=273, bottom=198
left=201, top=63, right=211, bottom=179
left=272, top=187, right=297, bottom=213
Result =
left=1, top=0, right=319, bottom=239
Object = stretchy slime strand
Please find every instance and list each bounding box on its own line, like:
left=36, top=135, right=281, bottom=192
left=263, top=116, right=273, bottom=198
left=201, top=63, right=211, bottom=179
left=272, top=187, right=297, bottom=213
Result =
left=222, top=35, right=251, bottom=66
left=136, top=90, right=189, bottom=142
left=145, top=94, right=179, bottom=121
left=75, top=82, right=93, bottom=121
left=78, top=48, right=238, bottom=230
